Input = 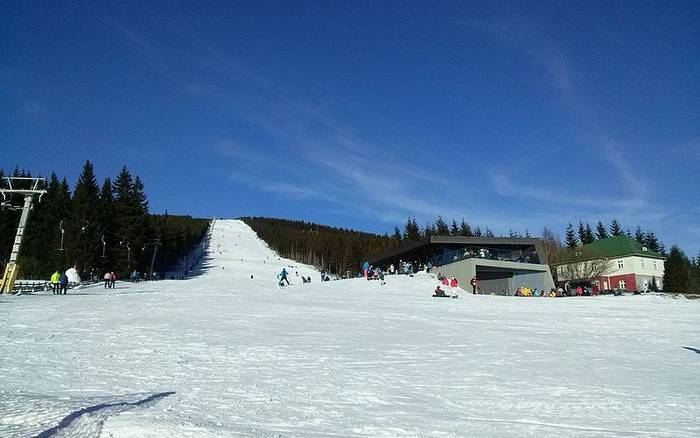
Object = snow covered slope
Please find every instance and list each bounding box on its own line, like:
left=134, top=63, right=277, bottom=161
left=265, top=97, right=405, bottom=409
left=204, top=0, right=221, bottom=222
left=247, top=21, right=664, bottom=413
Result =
left=1, top=220, right=699, bottom=437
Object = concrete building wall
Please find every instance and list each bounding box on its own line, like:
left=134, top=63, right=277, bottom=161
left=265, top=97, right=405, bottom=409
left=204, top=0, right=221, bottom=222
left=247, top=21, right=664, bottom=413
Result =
left=512, top=270, right=549, bottom=292
left=433, top=258, right=554, bottom=296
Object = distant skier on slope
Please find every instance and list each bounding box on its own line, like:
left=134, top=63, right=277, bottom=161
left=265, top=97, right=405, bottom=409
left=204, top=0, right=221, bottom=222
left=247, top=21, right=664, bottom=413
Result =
left=278, top=268, right=290, bottom=286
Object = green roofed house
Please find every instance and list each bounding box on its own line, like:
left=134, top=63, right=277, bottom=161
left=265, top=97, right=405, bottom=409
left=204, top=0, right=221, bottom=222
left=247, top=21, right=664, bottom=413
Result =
left=554, top=235, right=665, bottom=292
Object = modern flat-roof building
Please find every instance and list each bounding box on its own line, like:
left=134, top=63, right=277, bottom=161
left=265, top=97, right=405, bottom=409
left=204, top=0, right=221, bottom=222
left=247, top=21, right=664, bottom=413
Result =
left=554, top=235, right=665, bottom=292
left=368, top=236, right=555, bottom=295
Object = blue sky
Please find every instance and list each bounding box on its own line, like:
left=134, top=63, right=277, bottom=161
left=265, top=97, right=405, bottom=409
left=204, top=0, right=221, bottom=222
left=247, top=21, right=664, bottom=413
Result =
left=2, top=1, right=699, bottom=253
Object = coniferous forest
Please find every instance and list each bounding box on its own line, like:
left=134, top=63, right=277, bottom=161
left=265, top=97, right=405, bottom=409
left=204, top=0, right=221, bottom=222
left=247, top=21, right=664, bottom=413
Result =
left=241, top=217, right=397, bottom=277
left=0, top=162, right=209, bottom=280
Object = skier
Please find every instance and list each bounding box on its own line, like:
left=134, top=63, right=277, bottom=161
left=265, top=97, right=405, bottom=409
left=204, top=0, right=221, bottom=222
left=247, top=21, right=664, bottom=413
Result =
left=103, top=272, right=111, bottom=289
left=278, top=268, right=290, bottom=286
left=110, top=271, right=117, bottom=289
left=50, top=271, right=60, bottom=294
left=362, top=261, right=370, bottom=278
left=470, top=275, right=478, bottom=294
left=58, top=270, right=69, bottom=295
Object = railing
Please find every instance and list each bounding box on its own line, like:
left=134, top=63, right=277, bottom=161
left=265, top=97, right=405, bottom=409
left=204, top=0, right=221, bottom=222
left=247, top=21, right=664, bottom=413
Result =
left=430, top=246, right=540, bottom=267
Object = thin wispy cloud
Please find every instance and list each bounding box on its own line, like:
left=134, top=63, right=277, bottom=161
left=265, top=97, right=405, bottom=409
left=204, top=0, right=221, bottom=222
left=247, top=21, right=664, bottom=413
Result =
left=473, top=17, right=652, bottom=215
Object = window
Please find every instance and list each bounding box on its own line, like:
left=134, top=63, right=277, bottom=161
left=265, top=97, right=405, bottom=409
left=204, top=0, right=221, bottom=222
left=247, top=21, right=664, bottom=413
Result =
left=653, top=261, right=657, bottom=270
left=640, top=259, right=645, bottom=269
left=617, top=260, right=624, bottom=269
left=619, top=280, right=626, bottom=289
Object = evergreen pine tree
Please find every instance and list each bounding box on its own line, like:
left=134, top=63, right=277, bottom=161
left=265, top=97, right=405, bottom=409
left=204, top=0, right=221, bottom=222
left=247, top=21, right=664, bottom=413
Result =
left=450, top=219, right=459, bottom=236
left=644, top=231, right=662, bottom=253
left=577, top=221, right=587, bottom=245
left=434, top=216, right=449, bottom=235
left=484, top=227, right=495, bottom=237
left=583, top=223, right=595, bottom=244
left=609, top=219, right=623, bottom=236
left=423, top=222, right=434, bottom=238
left=402, top=218, right=412, bottom=241
left=596, top=221, right=609, bottom=239
left=69, top=160, right=102, bottom=275
left=663, top=245, right=690, bottom=292
left=565, top=223, right=578, bottom=248
left=112, top=166, right=149, bottom=272
left=459, top=219, right=472, bottom=236
left=473, top=226, right=482, bottom=237
left=391, top=226, right=402, bottom=245
left=634, top=225, right=645, bottom=243
left=97, top=177, right=116, bottom=271
left=649, top=276, right=659, bottom=292
left=403, top=218, right=421, bottom=241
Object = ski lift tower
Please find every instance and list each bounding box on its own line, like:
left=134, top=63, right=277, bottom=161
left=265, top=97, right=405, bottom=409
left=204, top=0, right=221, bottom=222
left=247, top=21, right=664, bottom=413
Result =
left=0, top=177, right=47, bottom=294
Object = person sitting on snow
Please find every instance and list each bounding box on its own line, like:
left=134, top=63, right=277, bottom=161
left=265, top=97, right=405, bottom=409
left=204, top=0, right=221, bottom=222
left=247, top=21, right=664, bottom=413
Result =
left=433, top=285, right=447, bottom=297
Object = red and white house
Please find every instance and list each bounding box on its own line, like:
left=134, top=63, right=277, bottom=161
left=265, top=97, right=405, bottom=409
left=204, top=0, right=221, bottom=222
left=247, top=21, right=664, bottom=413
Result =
left=555, top=235, right=665, bottom=292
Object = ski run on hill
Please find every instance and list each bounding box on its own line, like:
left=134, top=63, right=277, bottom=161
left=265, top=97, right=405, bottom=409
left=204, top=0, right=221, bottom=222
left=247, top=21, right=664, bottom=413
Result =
left=1, top=220, right=699, bottom=437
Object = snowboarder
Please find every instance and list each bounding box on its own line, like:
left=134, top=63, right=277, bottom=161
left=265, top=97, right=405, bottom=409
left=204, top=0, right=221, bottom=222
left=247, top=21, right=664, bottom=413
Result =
left=470, top=275, right=478, bottom=294
left=278, top=268, right=290, bottom=286
left=59, top=271, right=69, bottom=295
left=50, top=271, right=60, bottom=294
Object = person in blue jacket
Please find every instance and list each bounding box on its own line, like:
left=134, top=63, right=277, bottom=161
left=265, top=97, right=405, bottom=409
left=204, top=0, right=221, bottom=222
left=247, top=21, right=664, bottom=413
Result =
left=278, top=268, right=290, bottom=286
left=58, top=270, right=69, bottom=295
left=362, top=261, right=370, bottom=278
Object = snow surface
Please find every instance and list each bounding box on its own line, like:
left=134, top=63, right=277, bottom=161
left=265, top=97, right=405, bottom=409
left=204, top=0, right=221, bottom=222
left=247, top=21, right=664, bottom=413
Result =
left=1, top=219, right=699, bottom=437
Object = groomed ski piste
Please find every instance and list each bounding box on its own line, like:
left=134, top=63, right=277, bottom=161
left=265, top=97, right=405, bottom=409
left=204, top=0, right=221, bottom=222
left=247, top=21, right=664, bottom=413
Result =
left=1, top=220, right=699, bottom=437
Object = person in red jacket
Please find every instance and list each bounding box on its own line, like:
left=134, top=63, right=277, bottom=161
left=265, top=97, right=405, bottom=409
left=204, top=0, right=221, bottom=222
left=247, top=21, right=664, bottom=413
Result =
left=450, top=277, right=458, bottom=288
left=470, top=275, right=478, bottom=294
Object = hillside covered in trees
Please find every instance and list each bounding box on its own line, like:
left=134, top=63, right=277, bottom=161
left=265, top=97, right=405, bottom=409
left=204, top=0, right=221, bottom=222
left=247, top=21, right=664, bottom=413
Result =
left=241, top=217, right=397, bottom=277
left=0, top=162, right=209, bottom=280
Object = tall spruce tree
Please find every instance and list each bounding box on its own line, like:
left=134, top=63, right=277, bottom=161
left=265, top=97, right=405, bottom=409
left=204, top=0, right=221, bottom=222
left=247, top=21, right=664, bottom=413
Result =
left=113, top=166, right=149, bottom=272
left=473, top=226, right=483, bottom=237
left=423, top=222, right=434, bottom=238
left=565, top=223, right=578, bottom=248
left=450, top=219, right=459, bottom=236
left=609, top=219, right=623, bottom=236
left=403, top=218, right=421, bottom=242
left=391, top=226, right=402, bottom=246
left=97, top=177, right=116, bottom=272
left=434, top=216, right=449, bottom=235
left=663, top=245, right=690, bottom=292
left=577, top=221, right=587, bottom=245
left=583, top=223, right=595, bottom=244
left=459, top=219, right=472, bottom=236
left=644, top=231, right=662, bottom=253
left=69, top=160, right=102, bottom=275
left=484, top=227, right=495, bottom=237
left=596, top=221, right=609, bottom=239
left=634, top=225, right=645, bottom=243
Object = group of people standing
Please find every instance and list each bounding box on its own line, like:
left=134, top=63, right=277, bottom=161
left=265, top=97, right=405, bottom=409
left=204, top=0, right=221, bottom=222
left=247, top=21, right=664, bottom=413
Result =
left=49, top=270, right=70, bottom=295
left=103, top=271, right=117, bottom=289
